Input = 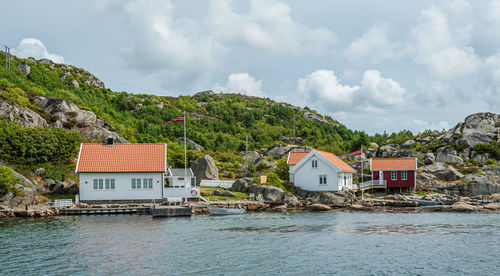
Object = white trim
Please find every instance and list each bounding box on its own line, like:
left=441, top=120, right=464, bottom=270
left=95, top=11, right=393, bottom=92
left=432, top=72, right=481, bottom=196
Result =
left=75, top=143, right=83, bottom=174
left=290, top=150, right=344, bottom=174
left=391, top=171, right=397, bottom=180
left=286, top=152, right=291, bottom=164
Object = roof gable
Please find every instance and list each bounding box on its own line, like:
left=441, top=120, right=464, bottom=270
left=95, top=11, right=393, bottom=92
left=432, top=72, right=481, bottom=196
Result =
left=76, top=143, right=166, bottom=173
left=371, top=158, right=417, bottom=171
left=286, top=151, right=310, bottom=164
left=290, top=149, right=356, bottom=173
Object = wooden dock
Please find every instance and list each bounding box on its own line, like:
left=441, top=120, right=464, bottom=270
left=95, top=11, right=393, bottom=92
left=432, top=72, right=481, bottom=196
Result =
left=61, top=207, right=150, bottom=215
left=151, top=206, right=192, bottom=217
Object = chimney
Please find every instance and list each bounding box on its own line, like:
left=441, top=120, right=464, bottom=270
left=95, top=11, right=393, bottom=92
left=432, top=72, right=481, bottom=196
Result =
left=107, top=136, right=114, bottom=146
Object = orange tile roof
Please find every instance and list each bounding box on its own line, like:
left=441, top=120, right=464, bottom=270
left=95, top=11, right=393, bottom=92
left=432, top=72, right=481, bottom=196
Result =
left=76, top=143, right=166, bottom=173
left=287, top=151, right=310, bottom=164
left=371, top=158, right=417, bottom=171
left=316, top=150, right=356, bottom=172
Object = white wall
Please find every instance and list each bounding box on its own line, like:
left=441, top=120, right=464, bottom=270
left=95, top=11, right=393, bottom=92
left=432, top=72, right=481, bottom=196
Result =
left=79, top=172, right=163, bottom=201
left=293, top=156, right=340, bottom=191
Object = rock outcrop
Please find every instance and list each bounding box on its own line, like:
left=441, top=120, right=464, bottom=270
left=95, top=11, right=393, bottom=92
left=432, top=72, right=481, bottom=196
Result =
left=421, top=162, right=464, bottom=181
left=303, top=112, right=335, bottom=126
left=191, top=155, right=219, bottom=185
left=0, top=100, right=48, bottom=128
left=248, top=184, right=285, bottom=202
left=445, top=112, right=499, bottom=147
left=33, top=96, right=127, bottom=143
left=231, top=177, right=254, bottom=192
left=17, top=62, right=30, bottom=76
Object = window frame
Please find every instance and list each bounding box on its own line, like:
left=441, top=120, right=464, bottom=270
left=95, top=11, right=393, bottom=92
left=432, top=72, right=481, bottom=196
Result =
left=93, top=179, right=98, bottom=190
left=391, top=171, right=397, bottom=181
left=132, top=179, right=136, bottom=189
left=148, top=179, right=153, bottom=189
left=402, top=171, right=407, bottom=180
left=319, top=175, right=327, bottom=185
left=110, top=179, right=115, bottom=190
left=98, top=179, right=103, bottom=189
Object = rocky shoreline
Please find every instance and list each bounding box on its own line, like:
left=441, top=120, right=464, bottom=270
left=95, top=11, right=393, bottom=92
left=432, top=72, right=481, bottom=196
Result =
left=2, top=192, right=500, bottom=218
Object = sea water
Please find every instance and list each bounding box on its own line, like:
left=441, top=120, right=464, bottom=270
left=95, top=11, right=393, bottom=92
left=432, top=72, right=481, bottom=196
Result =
left=1, top=212, right=499, bottom=275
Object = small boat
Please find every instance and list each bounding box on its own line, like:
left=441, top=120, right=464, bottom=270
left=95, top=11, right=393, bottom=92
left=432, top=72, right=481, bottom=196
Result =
left=208, top=205, right=246, bottom=215
left=408, top=198, right=443, bottom=206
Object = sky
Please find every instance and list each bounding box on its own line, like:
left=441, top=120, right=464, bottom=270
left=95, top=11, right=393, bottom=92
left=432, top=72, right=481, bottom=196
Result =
left=2, top=0, right=499, bottom=134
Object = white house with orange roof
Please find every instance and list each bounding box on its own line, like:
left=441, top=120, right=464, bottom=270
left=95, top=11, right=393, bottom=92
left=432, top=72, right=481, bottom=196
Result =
left=75, top=138, right=198, bottom=202
left=287, top=149, right=356, bottom=191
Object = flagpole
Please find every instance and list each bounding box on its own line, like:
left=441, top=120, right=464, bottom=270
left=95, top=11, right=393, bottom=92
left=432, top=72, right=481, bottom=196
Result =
left=184, top=111, right=187, bottom=190
left=361, top=145, right=364, bottom=200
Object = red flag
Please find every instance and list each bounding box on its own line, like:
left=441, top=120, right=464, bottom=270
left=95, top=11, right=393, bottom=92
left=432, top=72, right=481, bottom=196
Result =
left=164, top=115, right=185, bottom=125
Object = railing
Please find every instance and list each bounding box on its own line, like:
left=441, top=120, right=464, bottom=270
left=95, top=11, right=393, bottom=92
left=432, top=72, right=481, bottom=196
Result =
left=54, top=199, right=72, bottom=209
left=356, top=180, right=387, bottom=190
left=199, top=180, right=235, bottom=189
left=163, top=187, right=200, bottom=198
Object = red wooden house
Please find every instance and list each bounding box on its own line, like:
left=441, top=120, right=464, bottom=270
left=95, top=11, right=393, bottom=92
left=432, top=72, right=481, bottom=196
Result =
left=370, top=158, right=417, bottom=191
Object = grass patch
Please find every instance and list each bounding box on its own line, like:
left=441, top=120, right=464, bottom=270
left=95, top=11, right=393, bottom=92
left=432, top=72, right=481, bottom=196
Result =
left=43, top=193, right=75, bottom=200
left=200, top=186, right=249, bottom=201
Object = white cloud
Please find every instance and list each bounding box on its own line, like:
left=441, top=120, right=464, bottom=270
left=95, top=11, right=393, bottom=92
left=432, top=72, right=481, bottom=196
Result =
left=214, top=72, right=264, bottom=97
left=344, top=24, right=407, bottom=63
left=12, top=38, right=64, bottom=63
left=119, top=0, right=219, bottom=80
left=297, top=69, right=406, bottom=112
left=412, top=119, right=451, bottom=132
left=209, top=0, right=338, bottom=53
left=410, top=5, right=482, bottom=79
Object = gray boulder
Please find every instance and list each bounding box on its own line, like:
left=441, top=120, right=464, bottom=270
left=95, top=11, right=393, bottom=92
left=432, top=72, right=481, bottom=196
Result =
left=231, top=177, right=254, bottom=192
left=191, top=155, right=219, bottom=185
left=422, top=162, right=464, bottom=181
left=70, top=79, right=80, bottom=89
left=402, top=140, right=415, bottom=148
left=12, top=170, right=45, bottom=193
left=241, top=151, right=260, bottom=160
left=311, top=193, right=345, bottom=205
left=267, top=146, right=291, bottom=158
left=248, top=184, right=285, bottom=201
left=436, top=152, right=463, bottom=165
left=63, top=181, right=79, bottom=194
left=33, top=96, right=127, bottom=143
left=212, top=189, right=223, bottom=196
left=221, top=190, right=236, bottom=197
left=17, top=62, right=30, bottom=76
left=424, top=153, right=435, bottom=165
left=379, top=145, right=395, bottom=158
left=305, top=204, right=332, bottom=211
left=455, top=113, right=500, bottom=147
left=0, top=100, right=49, bottom=128
left=34, top=168, right=46, bottom=177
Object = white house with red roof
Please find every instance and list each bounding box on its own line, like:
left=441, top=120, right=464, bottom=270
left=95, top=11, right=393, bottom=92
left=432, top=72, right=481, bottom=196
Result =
left=75, top=139, right=198, bottom=202
left=287, top=149, right=356, bottom=191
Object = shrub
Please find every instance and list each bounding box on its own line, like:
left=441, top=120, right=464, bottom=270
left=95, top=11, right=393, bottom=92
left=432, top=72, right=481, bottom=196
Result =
left=266, top=172, right=287, bottom=192
left=42, top=165, right=66, bottom=181
left=0, top=166, right=18, bottom=196
left=485, top=159, right=497, bottom=166
left=276, top=159, right=289, bottom=181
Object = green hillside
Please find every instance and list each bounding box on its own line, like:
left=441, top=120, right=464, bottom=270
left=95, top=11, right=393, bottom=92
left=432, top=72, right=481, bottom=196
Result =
left=0, top=52, right=415, bottom=184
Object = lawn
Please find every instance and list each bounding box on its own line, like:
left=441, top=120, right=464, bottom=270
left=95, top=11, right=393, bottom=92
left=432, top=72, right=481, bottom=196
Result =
left=200, top=186, right=249, bottom=201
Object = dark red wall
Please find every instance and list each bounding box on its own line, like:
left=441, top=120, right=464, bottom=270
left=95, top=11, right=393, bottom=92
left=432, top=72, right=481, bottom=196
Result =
left=372, top=170, right=414, bottom=188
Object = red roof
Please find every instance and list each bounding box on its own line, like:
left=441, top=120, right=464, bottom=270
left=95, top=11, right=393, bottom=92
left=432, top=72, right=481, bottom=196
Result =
left=76, top=143, right=166, bottom=173
left=287, top=151, right=310, bottom=164
left=287, top=150, right=355, bottom=172
left=316, top=150, right=356, bottom=172
left=371, top=158, right=417, bottom=171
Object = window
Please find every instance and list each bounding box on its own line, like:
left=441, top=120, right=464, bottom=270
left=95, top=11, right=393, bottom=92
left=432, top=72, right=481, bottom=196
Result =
left=137, top=179, right=141, bottom=189
left=132, top=179, right=136, bottom=189
left=402, top=171, right=407, bottom=180
left=312, top=160, right=318, bottom=168
left=143, top=178, right=148, bottom=189
left=391, top=171, right=397, bottom=180
left=99, top=179, right=103, bottom=189
left=148, top=179, right=153, bottom=189
left=319, top=175, right=327, bottom=185
left=110, top=179, right=115, bottom=189
left=93, top=179, right=98, bottom=190
left=105, top=179, right=110, bottom=190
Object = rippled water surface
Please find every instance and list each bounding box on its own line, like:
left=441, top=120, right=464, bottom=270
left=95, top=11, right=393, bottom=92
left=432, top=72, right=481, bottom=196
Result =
left=1, top=212, right=499, bottom=275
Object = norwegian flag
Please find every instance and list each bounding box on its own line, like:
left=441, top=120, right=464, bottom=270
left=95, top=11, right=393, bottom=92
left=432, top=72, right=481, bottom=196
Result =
left=341, top=148, right=362, bottom=158
left=164, top=115, right=185, bottom=125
